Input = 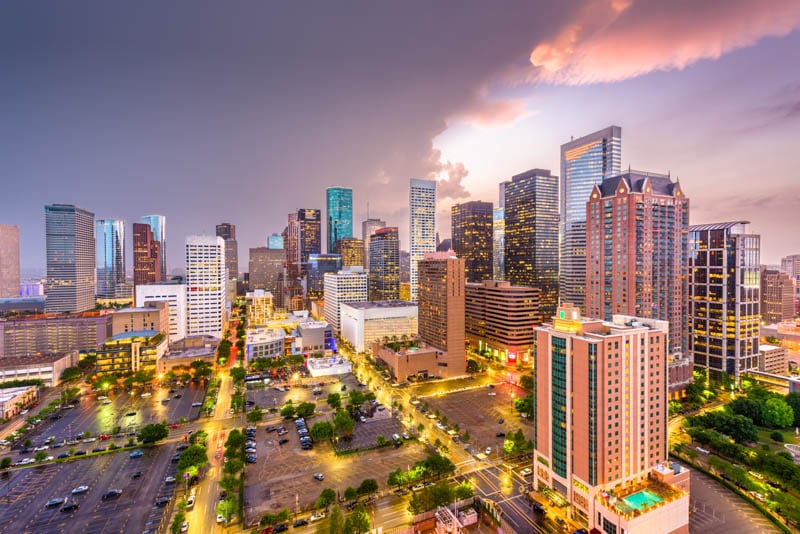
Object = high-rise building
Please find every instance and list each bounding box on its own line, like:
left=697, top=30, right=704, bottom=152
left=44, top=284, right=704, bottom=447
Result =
left=368, top=227, right=400, bottom=301
left=781, top=254, right=800, bottom=302
left=323, top=268, right=368, bottom=333
left=761, top=268, right=795, bottom=324
left=533, top=304, right=689, bottom=533
left=135, top=281, right=187, bottom=343
left=362, top=217, right=386, bottom=268
left=140, top=215, right=166, bottom=279
left=133, top=222, right=162, bottom=289
left=268, top=233, right=284, bottom=250
left=334, top=237, right=364, bottom=268
left=307, top=254, right=343, bottom=302
left=45, top=204, right=96, bottom=313
left=0, top=312, right=112, bottom=357
left=326, top=187, right=353, bottom=253
left=185, top=235, right=226, bottom=338
left=451, top=201, right=493, bottom=283
left=690, top=222, right=760, bottom=380
left=503, top=169, right=559, bottom=317
left=95, top=219, right=125, bottom=299
left=417, top=252, right=466, bottom=375
left=0, top=225, right=20, bottom=298
left=409, top=179, right=436, bottom=302
left=465, top=280, right=540, bottom=366
left=216, top=222, right=239, bottom=279
left=286, top=212, right=300, bottom=280
left=560, top=126, right=622, bottom=310
left=297, top=209, right=321, bottom=277
left=492, top=206, right=505, bottom=281
left=248, top=247, right=284, bottom=294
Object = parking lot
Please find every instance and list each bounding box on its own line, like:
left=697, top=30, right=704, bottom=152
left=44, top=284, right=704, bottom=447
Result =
left=0, top=442, right=182, bottom=534
left=245, top=373, right=362, bottom=418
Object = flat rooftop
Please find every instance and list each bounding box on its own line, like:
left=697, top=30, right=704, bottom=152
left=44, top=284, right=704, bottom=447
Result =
left=0, top=385, right=38, bottom=403
left=0, top=353, right=74, bottom=368
left=344, top=300, right=416, bottom=310
left=109, top=329, right=159, bottom=340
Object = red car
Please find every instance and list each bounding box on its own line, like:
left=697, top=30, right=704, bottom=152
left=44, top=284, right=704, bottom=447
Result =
left=98, top=434, right=110, bottom=440
left=169, top=424, right=181, bottom=429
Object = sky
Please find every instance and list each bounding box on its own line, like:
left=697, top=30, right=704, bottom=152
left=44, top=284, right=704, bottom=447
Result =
left=1, top=0, right=799, bottom=273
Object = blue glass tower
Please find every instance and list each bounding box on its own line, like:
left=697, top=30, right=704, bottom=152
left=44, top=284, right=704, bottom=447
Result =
left=96, top=219, right=125, bottom=299
left=326, top=187, right=353, bottom=253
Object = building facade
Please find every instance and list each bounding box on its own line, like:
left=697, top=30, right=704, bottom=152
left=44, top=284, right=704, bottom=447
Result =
left=560, top=126, right=622, bottom=310
left=492, top=207, right=505, bottom=281
left=362, top=218, right=386, bottom=268
left=503, top=169, right=559, bottom=317
left=245, top=327, right=285, bottom=361
left=133, top=222, right=162, bottom=289
left=45, top=204, right=96, bottom=313
left=111, top=304, right=169, bottom=337
left=409, top=179, right=436, bottom=302
left=0, top=352, right=78, bottom=387
left=307, top=254, right=343, bottom=302
left=0, top=312, right=112, bottom=358
left=245, top=289, right=274, bottom=326
left=0, top=225, right=20, bottom=298
left=140, top=215, right=167, bottom=280
left=465, top=280, right=540, bottom=366
left=758, top=344, right=787, bottom=375
left=296, top=209, right=322, bottom=277
left=368, top=227, right=400, bottom=301
left=334, top=237, right=364, bottom=268
left=323, top=268, right=368, bottom=334
left=340, top=301, right=418, bottom=353
left=761, top=269, right=795, bottom=324
left=216, top=222, right=239, bottom=280
left=134, top=281, right=187, bottom=343
left=96, top=219, right=125, bottom=299
left=185, top=235, right=226, bottom=339
left=689, top=222, right=760, bottom=380
left=326, top=187, right=353, bottom=253
left=451, top=201, right=493, bottom=283
left=533, top=305, right=689, bottom=533
left=248, top=246, right=284, bottom=294
left=91, top=330, right=168, bottom=375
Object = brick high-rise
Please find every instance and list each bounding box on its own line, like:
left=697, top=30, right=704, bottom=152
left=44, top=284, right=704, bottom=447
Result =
left=133, top=222, right=162, bottom=289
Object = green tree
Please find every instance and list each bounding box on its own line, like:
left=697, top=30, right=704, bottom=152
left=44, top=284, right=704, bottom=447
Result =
left=34, top=451, right=47, bottom=462
left=247, top=406, right=264, bottom=424
left=348, top=390, right=366, bottom=407
left=347, top=505, right=370, bottom=534
left=0, top=457, right=12, bottom=469
left=327, top=505, right=344, bottom=534
left=296, top=402, right=316, bottom=418
left=326, top=393, right=342, bottom=411
left=453, top=480, right=474, bottom=500
left=785, top=392, right=800, bottom=427
left=423, top=453, right=456, bottom=479
left=344, top=486, right=358, bottom=500
left=138, top=423, right=169, bottom=444
left=219, top=474, right=239, bottom=495
left=60, top=367, right=82, bottom=382
left=357, top=478, right=378, bottom=495
left=316, top=488, right=337, bottom=509
left=334, top=410, right=355, bottom=437
left=230, top=366, right=247, bottom=384
left=23, top=439, right=31, bottom=449
left=310, top=421, right=334, bottom=441
left=281, top=404, right=296, bottom=418
left=519, top=375, right=533, bottom=391
left=177, top=444, right=208, bottom=471
left=514, top=395, right=533, bottom=417
left=728, top=397, right=763, bottom=425
left=376, top=435, right=387, bottom=447
left=387, top=468, right=406, bottom=487
left=763, top=397, right=794, bottom=429
left=216, top=498, right=237, bottom=522
left=170, top=511, right=186, bottom=534
left=223, top=458, right=244, bottom=476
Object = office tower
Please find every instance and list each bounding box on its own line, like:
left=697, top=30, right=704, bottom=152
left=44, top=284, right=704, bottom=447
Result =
left=323, top=268, right=368, bottom=333
left=216, top=222, right=239, bottom=279
left=465, top=280, right=540, bottom=365
left=334, top=237, right=364, bottom=268
left=45, top=204, right=96, bottom=313
left=268, top=233, right=284, bottom=250
left=492, top=207, right=505, bottom=281
left=781, top=254, right=800, bottom=302
left=295, top=209, right=321, bottom=277
left=286, top=213, right=300, bottom=280
left=761, top=269, right=795, bottom=324
left=503, top=169, right=559, bottom=317
left=560, top=126, right=622, bottom=310
left=409, top=179, right=436, bottom=302
left=586, top=171, right=689, bottom=356
left=140, top=215, right=166, bottom=279
left=185, top=235, right=226, bottom=338
left=368, top=227, right=400, bottom=301
left=0, top=225, right=20, bottom=298
left=133, top=223, right=162, bottom=288
left=307, top=253, right=343, bottom=302
left=362, top=217, right=386, bottom=268
left=533, top=304, right=689, bottom=532
left=135, top=281, right=187, bottom=342
left=326, top=187, right=353, bottom=253
left=451, top=201, right=493, bottom=283
left=689, top=222, right=760, bottom=380
left=95, top=219, right=125, bottom=299
left=417, top=252, right=466, bottom=374
left=248, top=247, right=284, bottom=293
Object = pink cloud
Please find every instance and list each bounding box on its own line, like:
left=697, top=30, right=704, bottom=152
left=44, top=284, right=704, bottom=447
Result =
left=457, top=97, right=531, bottom=126
left=529, top=0, right=800, bottom=84
left=427, top=149, right=471, bottom=200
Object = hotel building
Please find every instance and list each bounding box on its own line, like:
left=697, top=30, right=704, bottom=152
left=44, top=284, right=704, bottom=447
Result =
left=323, top=268, right=368, bottom=334
left=185, top=235, right=226, bottom=339
left=409, top=179, right=436, bottom=302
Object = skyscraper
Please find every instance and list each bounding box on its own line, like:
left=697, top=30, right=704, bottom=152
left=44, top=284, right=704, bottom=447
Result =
left=326, top=187, right=353, bottom=253
left=140, top=215, right=166, bottom=279
left=451, top=200, right=493, bottom=283
left=295, top=209, right=321, bottom=277
left=95, top=219, right=125, bottom=299
left=133, top=222, right=162, bottom=288
left=368, top=227, right=400, bottom=301
left=248, top=246, right=284, bottom=294
left=0, top=225, right=20, bottom=298
left=362, top=217, right=386, bottom=268
left=286, top=212, right=300, bottom=280
left=216, top=222, right=239, bottom=279
left=306, top=253, right=343, bottom=302
left=560, top=126, right=622, bottom=309
left=409, top=179, right=436, bottom=302
left=761, top=268, right=795, bottom=324
left=533, top=304, right=689, bottom=532
left=45, top=204, right=96, bottom=313
left=268, top=233, right=284, bottom=250
left=781, top=254, right=800, bottom=302
left=324, top=268, right=368, bottom=333
left=334, top=237, right=365, bottom=268
left=185, top=235, right=226, bottom=338
left=689, top=221, right=760, bottom=380
left=492, top=207, right=505, bottom=281
left=586, top=171, right=689, bottom=356
left=503, top=169, right=559, bottom=317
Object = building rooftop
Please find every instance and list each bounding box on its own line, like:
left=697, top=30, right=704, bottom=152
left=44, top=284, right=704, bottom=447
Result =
left=759, top=344, right=784, bottom=352
left=109, top=329, right=159, bottom=341
left=598, top=171, right=677, bottom=198
left=0, top=385, right=38, bottom=403
left=689, top=221, right=750, bottom=232
left=246, top=328, right=285, bottom=343
left=343, top=300, right=416, bottom=310
left=0, top=353, right=74, bottom=368
left=113, top=307, right=163, bottom=314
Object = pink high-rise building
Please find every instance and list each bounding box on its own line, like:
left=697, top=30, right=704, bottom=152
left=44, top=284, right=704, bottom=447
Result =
left=0, top=225, right=20, bottom=298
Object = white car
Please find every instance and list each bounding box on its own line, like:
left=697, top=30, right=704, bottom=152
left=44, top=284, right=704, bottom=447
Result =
left=488, top=392, right=497, bottom=396
left=411, top=483, right=424, bottom=491
left=520, top=467, right=532, bottom=477
left=310, top=511, right=327, bottom=522
left=191, top=402, right=202, bottom=407
left=165, top=476, right=176, bottom=484
left=72, top=485, right=89, bottom=494
left=141, top=392, right=152, bottom=398
left=485, top=447, right=492, bottom=455
left=33, top=446, right=49, bottom=452
left=181, top=521, right=189, bottom=533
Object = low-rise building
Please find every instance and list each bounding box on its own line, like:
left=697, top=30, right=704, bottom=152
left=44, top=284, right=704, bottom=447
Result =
left=89, top=330, right=168, bottom=375
left=158, top=335, right=218, bottom=373
left=295, top=321, right=334, bottom=354
left=373, top=339, right=459, bottom=383
left=111, top=303, right=169, bottom=337
left=340, top=301, right=418, bottom=353
left=246, top=327, right=285, bottom=362
left=134, top=281, right=187, bottom=343
left=759, top=344, right=788, bottom=375
left=0, top=312, right=111, bottom=358
left=0, top=352, right=78, bottom=387
left=245, top=289, right=274, bottom=327
left=306, top=355, right=352, bottom=377
left=0, top=385, right=39, bottom=419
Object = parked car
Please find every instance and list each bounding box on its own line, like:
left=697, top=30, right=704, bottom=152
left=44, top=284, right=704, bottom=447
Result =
left=131, top=471, right=143, bottom=479
left=101, top=489, right=122, bottom=500
left=45, top=498, right=66, bottom=508
left=313, top=473, right=324, bottom=481
left=165, top=476, right=176, bottom=484
left=129, top=451, right=144, bottom=458
left=60, top=502, right=80, bottom=513
left=71, top=486, right=89, bottom=494
left=293, top=519, right=309, bottom=528
left=309, top=511, right=326, bottom=522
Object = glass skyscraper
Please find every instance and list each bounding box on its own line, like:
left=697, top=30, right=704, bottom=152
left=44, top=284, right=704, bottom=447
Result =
left=45, top=204, right=96, bottom=313
left=140, top=215, right=166, bottom=279
left=368, top=227, right=400, bottom=301
left=409, top=179, right=436, bottom=302
left=559, top=126, right=621, bottom=309
left=326, top=186, right=353, bottom=253
left=451, top=200, right=493, bottom=283
left=96, top=219, right=125, bottom=299
left=268, top=233, right=284, bottom=250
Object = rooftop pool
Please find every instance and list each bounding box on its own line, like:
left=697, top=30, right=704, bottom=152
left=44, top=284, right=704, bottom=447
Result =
left=622, top=489, right=663, bottom=511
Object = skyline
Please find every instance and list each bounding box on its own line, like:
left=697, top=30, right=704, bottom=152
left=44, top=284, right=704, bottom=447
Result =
left=2, top=1, right=800, bottom=271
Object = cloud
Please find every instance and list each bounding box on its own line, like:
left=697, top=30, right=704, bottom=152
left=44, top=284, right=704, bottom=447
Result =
left=428, top=151, right=471, bottom=200
left=455, top=97, right=532, bottom=127
left=528, top=0, right=800, bottom=85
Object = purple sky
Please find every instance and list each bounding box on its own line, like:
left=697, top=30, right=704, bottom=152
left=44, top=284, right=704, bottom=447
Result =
left=1, top=1, right=799, bottom=272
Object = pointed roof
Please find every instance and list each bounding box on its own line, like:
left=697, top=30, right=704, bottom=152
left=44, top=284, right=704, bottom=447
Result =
left=598, top=171, right=680, bottom=198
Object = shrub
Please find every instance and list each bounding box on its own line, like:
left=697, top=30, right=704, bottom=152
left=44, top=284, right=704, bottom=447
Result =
left=771, top=431, right=785, bottom=443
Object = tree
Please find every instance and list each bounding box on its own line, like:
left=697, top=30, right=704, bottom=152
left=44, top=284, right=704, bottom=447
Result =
left=138, top=423, right=169, bottom=444
left=348, top=391, right=366, bottom=407
left=0, top=457, right=11, bottom=469
left=327, top=393, right=342, bottom=411
left=327, top=505, right=344, bottom=534
left=223, top=458, right=244, bottom=476
left=60, top=367, right=82, bottom=382
left=423, top=453, right=455, bottom=479
left=316, top=488, right=337, bottom=509
left=23, top=439, right=31, bottom=449
left=762, top=397, right=794, bottom=429
left=310, top=421, right=334, bottom=441
left=216, top=498, right=237, bottom=522
left=177, top=444, right=208, bottom=472
left=296, top=402, right=316, bottom=418
left=785, top=392, right=800, bottom=427
left=334, top=410, right=355, bottom=437
left=34, top=451, right=47, bottom=462
left=344, top=486, right=358, bottom=500
left=347, top=505, right=370, bottom=534
left=170, top=510, right=186, bottom=534
left=281, top=404, right=296, bottom=418
left=728, top=397, right=763, bottom=426
left=519, top=375, right=533, bottom=391
left=453, top=480, right=474, bottom=500
left=219, top=474, right=239, bottom=495
left=514, top=395, right=533, bottom=417
left=247, top=406, right=264, bottom=424
left=376, top=435, right=387, bottom=447
left=461, top=431, right=470, bottom=442
left=230, top=367, right=247, bottom=384
left=357, top=478, right=378, bottom=495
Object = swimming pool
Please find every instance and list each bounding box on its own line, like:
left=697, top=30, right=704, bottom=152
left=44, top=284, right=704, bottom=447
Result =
left=622, top=489, right=663, bottom=511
